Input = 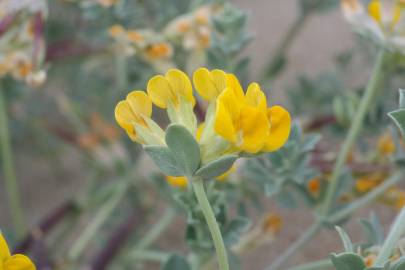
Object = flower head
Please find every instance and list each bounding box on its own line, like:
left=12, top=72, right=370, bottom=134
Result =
left=0, top=233, right=36, bottom=270
left=115, top=68, right=291, bottom=179
left=341, top=0, right=405, bottom=52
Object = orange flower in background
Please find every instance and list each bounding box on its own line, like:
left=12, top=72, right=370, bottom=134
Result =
left=377, top=132, right=395, bottom=156
left=261, top=213, right=282, bottom=235
left=355, top=173, right=385, bottom=193
left=307, top=177, right=321, bottom=197
left=145, top=42, right=173, bottom=59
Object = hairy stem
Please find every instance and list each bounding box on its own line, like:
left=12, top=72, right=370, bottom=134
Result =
left=320, top=49, right=388, bottom=216
left=191, top=177, right=229, bottom=270
left=0, top=86, right=26, bottom=238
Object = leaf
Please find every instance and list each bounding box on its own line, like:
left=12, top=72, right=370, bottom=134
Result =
left=335, top=226, right=354, bottom=252
left=391, top=257, right=405, bottom=270
left=195, top=155, right=238, bottom=179
left=165, top=124, right=201, bottom=176
left=388, top=109, right=405, bottom=137
left=144, top=146, right=183, bottom=176
left=161, top=254, right=191, bottom=270
left=223, top=217, right=251, bottom=245
left=330, top=253, right=366, bottom=270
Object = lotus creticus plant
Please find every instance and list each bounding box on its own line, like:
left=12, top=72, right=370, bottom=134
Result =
left=115, top=67, right=291, bottom=270
left=341, top=0, right=405, bottom=53
left=0, top=0, right=47, bottom=87
left=0, top=233, right=35, bottom=270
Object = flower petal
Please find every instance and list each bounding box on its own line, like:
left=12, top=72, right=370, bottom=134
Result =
left=166, top=69, right=195, bottom=106
left=239, top=106, right=269, bottom=153
left=4, top=254, right=36, bottom=270
left=147, top=75, right=175, bottom=108
left=263, top=105, right=291, bottom=152
left=214, top=90, right=238, bottom=143
left=226, top=73, right=245, bottom=101
left=368, top=0, right=382, bottom=22
left=126, top=91, right=152, bottom=117
left=245, top=82, right=267, bottom=111
left=0, top=234, right=11, bottom=262
left=114, top=101, right=137, bottom=140
left=193, top=67, right=226, bottom=101
left=166, top=175, right=188, bottom=187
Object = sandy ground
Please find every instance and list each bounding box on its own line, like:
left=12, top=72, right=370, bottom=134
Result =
left=0, top=1, right=401, bottom=269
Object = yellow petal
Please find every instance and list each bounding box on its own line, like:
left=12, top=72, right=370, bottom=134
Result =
left=226, top=73, right=245, bottom=101
left=4, top=254, right=36, bottom=270
left=215, top=165, right=236, bottom=181
left=263, top=106, right=291, bottom=152
left=147, top=75, right=176, bottom=108
left=166, top=69, right=195, bottom=106
left=245, top=82, right=267, bottom=111
left=214, top=98, right=237, bottom=143
left=126, top=91, right=152, bottom=117
left=239, top=106, right=269, bottom=153
left=196, top=122, right=205, bottom=141
left=114, top=101, right=137, bottom=140
left=368, top=0, right=382, bottom=22
left=392, top=4, right=402, bottom=26
left=166, top=176, right=188, bottom=188
left=0, top=234, right=11, bottom=262
left=193, top=68, right=226, bottom=101
left=214, top=88, right=242, bottom=142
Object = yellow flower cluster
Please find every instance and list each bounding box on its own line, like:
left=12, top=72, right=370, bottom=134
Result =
left=0, top=233, right=35, bottom=270
left=115, top=67, right=291, bottom=184
left=0, top=0, right=47, bottom=87
left=341, top=0, right=405, bottom=53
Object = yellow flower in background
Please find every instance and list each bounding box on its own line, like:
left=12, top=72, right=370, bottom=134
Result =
left=341, top=0, right=405, bottom=53
left=165, top=166, right=235, bottom=187
left=0, top=234, right=35, bottom=270
left=377, top=132, right=396, bottom=155
left=214, top=79, right=291, bottom=154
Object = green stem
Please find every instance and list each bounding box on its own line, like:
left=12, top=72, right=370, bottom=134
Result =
left=0, top=87, right=26, bottom=238
left=328, top=172, right=404, bottom=223
left=266, top=223, right=322, bottom=270
left=261, top=13, right=307, bottom=81
left=374, top=206, right=405, bottom=266
left=68, top=181, right=127, bottom=261
left=191, top=177, right=229, bottom=270
left=127, top=208, right=176, bottom=258
left=115, top=53, right=128, bottom=90
left=287, top=259, right=333, bottom=270
left=320, top=49, right=388, bottom=216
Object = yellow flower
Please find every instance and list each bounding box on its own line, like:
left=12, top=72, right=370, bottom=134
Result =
left=307, top=177, right=321, bottom=197
left=341, top=0, right=405, bottom=52
left=165, top=166, right=234, bottom=187
left=193, top=68, right=227, bottom=102
left=0, top=233, right=36, bottom=270
left=214, top=80, right=291, bottom=154
left=147, top=69, right=195, bottom=109
left=109, top=24, right=125, bottom=38
left=377, top=132, right=395, bottom=155
left=355, top=173, right=384, bottom=193
left=114, top=91, right=163, bottom=144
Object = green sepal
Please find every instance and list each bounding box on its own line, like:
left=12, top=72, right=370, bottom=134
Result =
left=161, top=254, right=191, bottom=270
left=335, top=226, right=354, bottom=252
left=165, top=124, right=201, bottom=176
left=144, top=145, right=183, bottom=176
left=330, top=252, right=366, bottom=270
left=195, top=155, right=238, bottom=179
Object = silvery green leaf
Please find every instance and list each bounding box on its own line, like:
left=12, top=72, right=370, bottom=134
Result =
left=388, top=109, right=405, bottom=137
left=195, top=155, right=238, bottom=179
left=301, top=134, right=321, bottom=152
left=335, top=226, right=354, bottom=252
left=223, top=217, right=251, bottom=245
left=144, top=146, right=183, bottom=176
left=165, top=124, right=201, bottom=176
left=391, top=257, right=405, bottom=270
left=359, top=212, right=384, bottom=246
left=161, top=254, right=191, bottom=270
left=330, top=253, right=366, bottom=270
